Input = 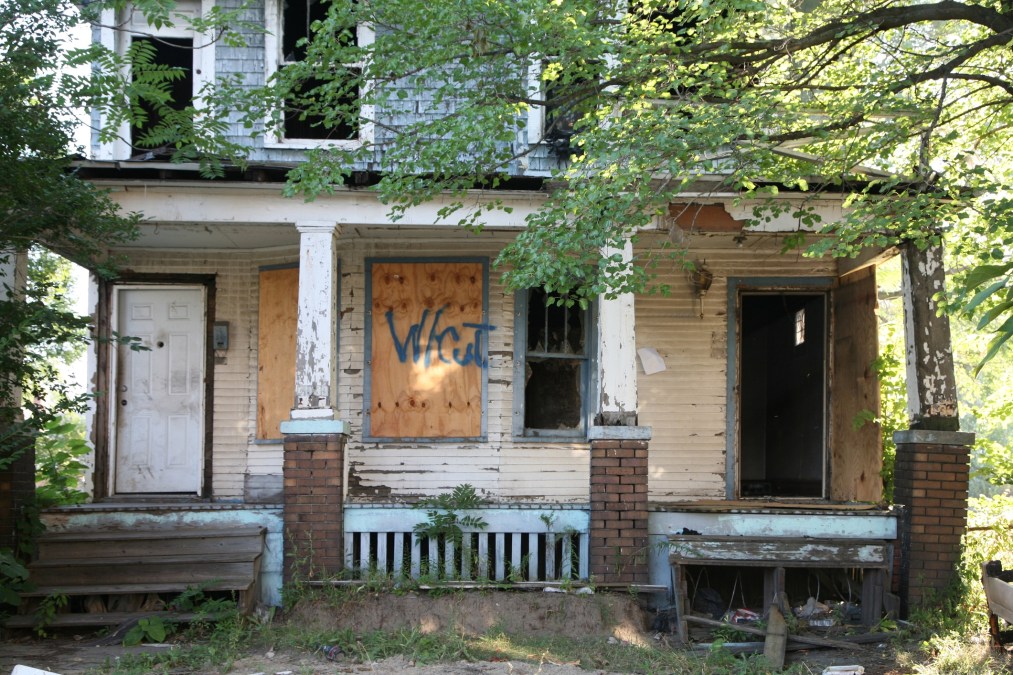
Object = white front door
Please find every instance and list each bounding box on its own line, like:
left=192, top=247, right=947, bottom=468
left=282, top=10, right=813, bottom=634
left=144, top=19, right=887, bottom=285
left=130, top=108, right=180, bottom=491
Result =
left=113, top=286, right=205, bottom=494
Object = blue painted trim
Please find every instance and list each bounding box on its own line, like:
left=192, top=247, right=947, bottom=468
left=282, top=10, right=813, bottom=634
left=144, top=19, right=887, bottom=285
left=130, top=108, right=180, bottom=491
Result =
left=725, top=277, right=834, bottom=499
left=280, top=419, right=350, bottom=435
left=362, top=257, right=489, bottom=442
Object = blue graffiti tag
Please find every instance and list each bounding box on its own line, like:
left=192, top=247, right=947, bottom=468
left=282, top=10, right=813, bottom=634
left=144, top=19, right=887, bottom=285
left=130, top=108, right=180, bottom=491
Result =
left=386, top=306, right=495, bottom=368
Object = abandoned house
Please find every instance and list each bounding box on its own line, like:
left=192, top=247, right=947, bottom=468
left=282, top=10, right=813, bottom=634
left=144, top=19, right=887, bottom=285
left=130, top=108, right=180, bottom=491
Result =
left=1, top=0, right=975, bottom=633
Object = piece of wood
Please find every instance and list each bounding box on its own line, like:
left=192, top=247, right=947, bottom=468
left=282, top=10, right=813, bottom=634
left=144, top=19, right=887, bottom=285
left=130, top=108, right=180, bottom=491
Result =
left=764, top=606, right=788, bottom=670
left=684, top=615, right=865, bottom=651
left=370, top=261, right=485, bottom=439
left=831, top=267, right=883, bottom=502
left=257, top=266, right=299, bottom=439
left=18, top=579, right=254, bottom=598
left=676, top=500, right=879, bottom=511
left=669, top=536, right=890, bottom=567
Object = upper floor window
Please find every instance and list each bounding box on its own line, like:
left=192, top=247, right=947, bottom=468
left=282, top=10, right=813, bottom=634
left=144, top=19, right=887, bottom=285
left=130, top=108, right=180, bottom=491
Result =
left=513, top=289, right=594, bottom=438
left=266, top=0, right=373, bottom=147
left=96, top=0, right=215, bottom=160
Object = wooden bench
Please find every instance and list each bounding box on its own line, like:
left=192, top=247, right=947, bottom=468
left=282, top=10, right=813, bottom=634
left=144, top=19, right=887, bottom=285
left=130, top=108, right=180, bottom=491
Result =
left=6, top=527, right=266, bottom=629
left=669, top=535, right=892, bottom=643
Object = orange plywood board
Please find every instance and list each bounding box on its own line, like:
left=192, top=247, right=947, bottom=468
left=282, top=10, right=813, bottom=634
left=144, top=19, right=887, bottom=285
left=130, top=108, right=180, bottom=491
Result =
left=370, top=261, right=486, bottom=438
left=257, top=267, right=298, bottom=440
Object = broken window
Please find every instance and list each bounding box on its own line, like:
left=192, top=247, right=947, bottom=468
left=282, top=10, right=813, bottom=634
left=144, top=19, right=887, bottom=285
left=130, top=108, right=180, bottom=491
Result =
left=276, top=0, right=370, bottom=142
left=739, top=292, right=827, bottom=498
left=105, top=0, right=211, bottom=160
left=130, top=37, right=194, bottom=152
left=514, top=289, right=592, bottom=437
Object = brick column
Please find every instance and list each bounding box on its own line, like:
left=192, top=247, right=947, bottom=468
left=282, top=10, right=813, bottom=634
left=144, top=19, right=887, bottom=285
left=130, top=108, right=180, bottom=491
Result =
left=893, top=429, right=973, bottom=615
left=589, top=427, right=651, bottom=583
left=280, top=420, right=348, bottom=580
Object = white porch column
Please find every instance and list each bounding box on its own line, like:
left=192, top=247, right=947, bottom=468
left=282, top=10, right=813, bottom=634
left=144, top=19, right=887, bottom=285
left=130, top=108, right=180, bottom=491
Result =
left=901, top=241, right=959, bottom=431
left=596, top=238, right=638, bottom=425
left=291, top=221, right=340, bottom=419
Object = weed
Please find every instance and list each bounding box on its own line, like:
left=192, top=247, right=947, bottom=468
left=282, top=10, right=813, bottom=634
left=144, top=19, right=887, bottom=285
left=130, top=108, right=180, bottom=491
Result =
left=123, top=616, right=171, bottom=646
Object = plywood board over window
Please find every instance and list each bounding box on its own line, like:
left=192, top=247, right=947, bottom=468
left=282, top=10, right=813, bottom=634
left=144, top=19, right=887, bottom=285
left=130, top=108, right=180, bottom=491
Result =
left=367, top=260, right=489, bottom=440
left=257, top=266, right=299, bottom=440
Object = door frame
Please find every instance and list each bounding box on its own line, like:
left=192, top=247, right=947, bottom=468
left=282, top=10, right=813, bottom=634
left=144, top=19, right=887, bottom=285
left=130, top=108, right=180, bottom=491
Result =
left=725, top=276, right=834, bottom=501
left=94, top=274, right=216, bottom=500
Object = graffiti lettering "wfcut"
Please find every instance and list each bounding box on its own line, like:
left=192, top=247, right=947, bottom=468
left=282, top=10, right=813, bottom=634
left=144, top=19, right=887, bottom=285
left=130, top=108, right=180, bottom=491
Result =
left=385, top=306, right=496, bottom=369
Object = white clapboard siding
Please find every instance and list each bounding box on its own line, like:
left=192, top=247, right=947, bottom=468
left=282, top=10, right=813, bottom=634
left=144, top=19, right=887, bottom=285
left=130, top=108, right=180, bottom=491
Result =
left=635, top=234, right=837, bottom=502
left=344, top=508, right=589, bottom=582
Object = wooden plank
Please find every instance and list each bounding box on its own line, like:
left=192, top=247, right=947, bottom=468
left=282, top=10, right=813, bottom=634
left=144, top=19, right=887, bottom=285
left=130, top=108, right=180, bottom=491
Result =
left=369, top=261, right=485, bottom=439
left=39, top=536, right=264, bottom=560
left=393, top=532, right=405, bottom=576
left=763, top=606, right=788, bottom=670
left=831, top=267, right=882, bottom=502
left=676, top=500, right=879, bottom=511
left=668, top=536, right=890, bottom=567
left=37, top=527, right=266, bottom=542
left=495, top=532, right=505, bottom=581
left=32, top=552, right=262, bottom=568
left=29, top=561, right=258, bottom=587
left=684, top=615, right=865, bottom=651
left=20, top=579, right=254, bottom=597
left=861, top=569, right=885, bottom=626
left=544, top=533, right=556, bottom=581
left=257, top=266, right=298, bottom=440
left=410, top=533, right=421, bottom=578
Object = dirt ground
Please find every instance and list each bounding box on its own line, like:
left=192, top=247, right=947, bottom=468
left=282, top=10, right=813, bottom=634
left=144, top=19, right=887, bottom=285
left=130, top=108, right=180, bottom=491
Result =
left=1, top=591, right=915, bottom=674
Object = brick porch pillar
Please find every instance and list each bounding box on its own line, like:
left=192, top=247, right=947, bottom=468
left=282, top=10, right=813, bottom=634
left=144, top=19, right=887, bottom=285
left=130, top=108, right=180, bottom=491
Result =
left=893, top=429, right=973, bottom=615
left=589, top=426, right=651, bottom=583
left=281, top=420, right=348, bottom=580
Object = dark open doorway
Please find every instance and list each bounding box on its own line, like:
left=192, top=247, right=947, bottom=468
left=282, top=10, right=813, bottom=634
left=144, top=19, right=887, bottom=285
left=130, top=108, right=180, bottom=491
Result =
left=739, top=292, right=827, bottom=498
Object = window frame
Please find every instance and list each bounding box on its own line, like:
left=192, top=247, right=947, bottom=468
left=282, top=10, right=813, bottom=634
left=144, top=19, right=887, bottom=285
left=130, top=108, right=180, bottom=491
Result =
left=512, top=289, right=596, bottom=440
left=726, top=277, right=834, bottom=500
left=264, top=0, right=374, bottom=149
left=96, top=0, right=216, bottom=160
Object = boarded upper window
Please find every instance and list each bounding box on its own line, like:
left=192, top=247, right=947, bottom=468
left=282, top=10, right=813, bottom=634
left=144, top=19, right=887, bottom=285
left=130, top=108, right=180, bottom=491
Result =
left=366, top=260, right=491, bottom=440
left=257, top=266, right=299, bottom=440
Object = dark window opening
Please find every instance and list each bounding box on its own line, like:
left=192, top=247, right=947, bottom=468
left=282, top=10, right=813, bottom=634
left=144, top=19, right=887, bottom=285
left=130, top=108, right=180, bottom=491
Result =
left=283, top=75, right=360, bottom=140
left=130, top=37, right=193, bottom=152
left=739, top=293, right=826, bottom=498
left=521, top=288, right=589, bottom=435
left=281, top=0, right=361, bottom=141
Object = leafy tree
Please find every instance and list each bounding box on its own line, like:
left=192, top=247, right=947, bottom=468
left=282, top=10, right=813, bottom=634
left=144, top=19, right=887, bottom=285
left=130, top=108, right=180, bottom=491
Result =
left=254, top=0, right=1013, bottom=363
left=0, top=0, right=139, bottom=549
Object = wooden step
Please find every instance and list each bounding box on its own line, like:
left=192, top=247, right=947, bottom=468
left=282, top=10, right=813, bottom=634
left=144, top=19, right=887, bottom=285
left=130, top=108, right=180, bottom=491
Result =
left=37, top=527, right=266, bottom=560
left=28, top=558, right=260, bottom=587
left=20, top=526, right=266, bottom=616
left=4, top=610, right=221, bottom=629
left=18, top=578, right=255, bottom=598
